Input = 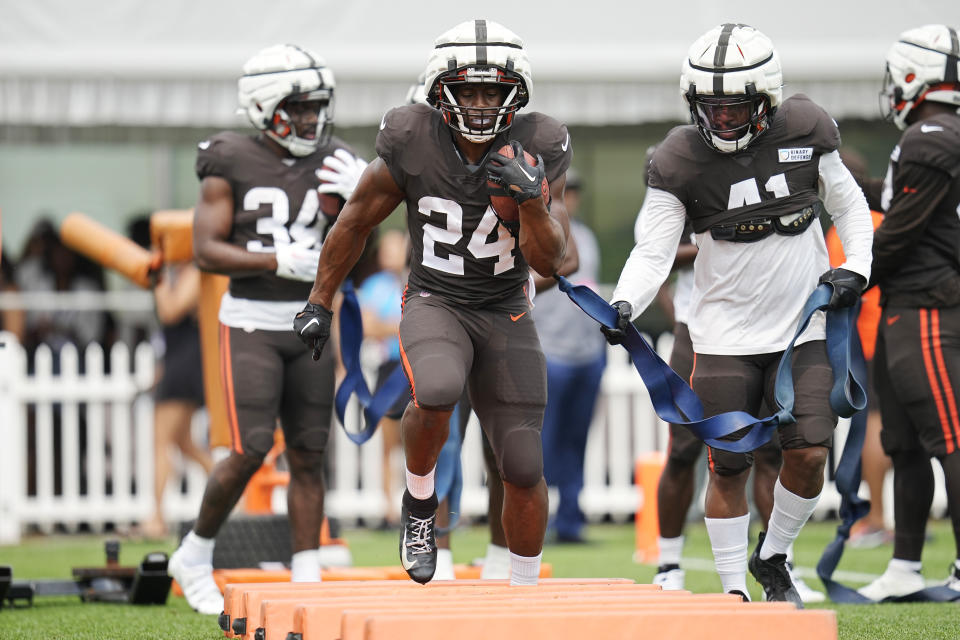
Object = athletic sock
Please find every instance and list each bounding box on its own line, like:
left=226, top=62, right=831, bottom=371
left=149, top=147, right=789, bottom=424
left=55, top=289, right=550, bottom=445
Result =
left=481, top=544, right=511, bottom=579
left=888, top=558, right=922, bottom=573
left=509, top=551, right=541, bottom=586
left=657, top=536, right=685, bottom=568
left=178, top=530, right=215, bottom=567
left=290, top=549, right=321, bottom=582
left=405, top=466, right=436, bottom=500
left=705, top=513, right=750, bottom=595
left=759, top=478, right=819, bottom=560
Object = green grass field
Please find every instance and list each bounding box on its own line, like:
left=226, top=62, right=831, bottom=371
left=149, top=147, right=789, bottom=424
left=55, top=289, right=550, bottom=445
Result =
left=0, top=520, right=957, bottom=639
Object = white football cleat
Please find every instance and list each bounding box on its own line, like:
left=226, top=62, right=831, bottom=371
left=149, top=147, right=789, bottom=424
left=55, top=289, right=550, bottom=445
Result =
left=787, top=563, right=826, bottom=603
left=858, top=565, right=925, bottom=601
left=168, top=548, right=224, bottom=615
left=653, top=564, right=685, bottom=591
left=944, top=562, right=960, bottom=592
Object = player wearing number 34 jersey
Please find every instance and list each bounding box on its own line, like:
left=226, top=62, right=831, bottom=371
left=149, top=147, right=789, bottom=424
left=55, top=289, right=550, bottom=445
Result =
left=169, top=44, right=367, bottom=615
left=295, top=19, right=573, bottom=587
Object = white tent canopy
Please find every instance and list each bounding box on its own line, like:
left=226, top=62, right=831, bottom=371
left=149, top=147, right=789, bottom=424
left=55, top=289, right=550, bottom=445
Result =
left=1, top=0, right=957, bottom=127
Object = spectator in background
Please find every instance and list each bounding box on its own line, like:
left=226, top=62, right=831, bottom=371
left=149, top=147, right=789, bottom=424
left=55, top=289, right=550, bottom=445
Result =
left=128, top=216, right=213, bottom=540
left=532, top=169, right=606, bottom=544
left=0, top=251, right=25, bottom=342
left=356, top=228, right=408, bottom=529
left=827, top=149, right=891, bottom=548
left=15, top=217, right=114, bottom=361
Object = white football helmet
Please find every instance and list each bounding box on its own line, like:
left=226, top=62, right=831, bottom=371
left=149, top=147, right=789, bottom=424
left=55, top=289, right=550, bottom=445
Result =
left=680, top=24, right=783, bottom=153
left=237, top=44, right=336, bottom=157
left=881, top=24, right=960, bottom=130
left=423, top=19, right=532, bottom=143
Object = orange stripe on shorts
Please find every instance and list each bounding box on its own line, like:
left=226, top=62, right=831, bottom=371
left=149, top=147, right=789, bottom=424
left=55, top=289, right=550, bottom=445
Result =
left=219, top=323, right=243, bottom=454
left=930, top=309, right=959, bottom=454
left=919, top=309, right=954, bottom=454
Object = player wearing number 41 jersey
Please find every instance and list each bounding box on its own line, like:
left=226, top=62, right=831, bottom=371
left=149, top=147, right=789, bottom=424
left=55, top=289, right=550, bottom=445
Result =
left=295, top=19, right=573, bottom=586
left=606, top=24, right=873, bottom=605
left=169, top=44, right=368, bottom=615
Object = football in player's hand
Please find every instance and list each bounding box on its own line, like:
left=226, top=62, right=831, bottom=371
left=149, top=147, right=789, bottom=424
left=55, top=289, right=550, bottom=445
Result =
left=487, top=144, right=544, bottom=223
left=318, top=190, right=343, bottom=220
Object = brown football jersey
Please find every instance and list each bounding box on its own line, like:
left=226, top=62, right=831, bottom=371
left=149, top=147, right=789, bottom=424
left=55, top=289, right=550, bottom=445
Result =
left=648, top=94, right=840, bottom=233
left=877, top=111, right=960, bottom=301
left=195, top=131, right=355, bottom=301
left=376, top=104, right=572, bottom=307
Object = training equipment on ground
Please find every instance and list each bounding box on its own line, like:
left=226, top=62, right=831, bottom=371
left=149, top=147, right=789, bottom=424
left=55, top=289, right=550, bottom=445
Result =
left=0, top=540, right=170, bottom=608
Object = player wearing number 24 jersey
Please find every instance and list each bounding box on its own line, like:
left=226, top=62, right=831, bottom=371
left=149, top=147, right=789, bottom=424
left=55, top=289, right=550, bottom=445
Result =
left=295, top=19, right=573, bottom=586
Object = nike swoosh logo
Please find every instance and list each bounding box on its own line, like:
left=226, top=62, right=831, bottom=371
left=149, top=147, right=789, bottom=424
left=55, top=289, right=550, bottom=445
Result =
left=920, top=124, right=943, bottom=133
left=561, top=133, right=569, bottom=152
left=518, top=165, right=536, bottom=182
left=887, top=314, right=900, bottom=325
left=301, top=318, right=320, bottom=334
left=379, top=115, right=387, bottom=130
left=198, top=140, right=211, bottom=150
left=510, top=311, right=527, bottom=322
left=400, top=550, right=418, bottom=570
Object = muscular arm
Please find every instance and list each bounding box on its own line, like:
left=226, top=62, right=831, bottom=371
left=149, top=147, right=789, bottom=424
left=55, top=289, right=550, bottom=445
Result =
left=517, top=174, right=570, bottom=276
left=192, top=176, right=277, bottom=276
left=308, top=159, right=405, bottom=309
left=871, top=161, right=952, bottom=286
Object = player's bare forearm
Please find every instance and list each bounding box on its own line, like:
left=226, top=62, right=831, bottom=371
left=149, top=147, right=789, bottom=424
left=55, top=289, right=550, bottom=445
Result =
left=193, top=176, right=277, bottom=277
left=307, top=158, right=404, bottom=308
left=518, top=175, right=571, bottom=276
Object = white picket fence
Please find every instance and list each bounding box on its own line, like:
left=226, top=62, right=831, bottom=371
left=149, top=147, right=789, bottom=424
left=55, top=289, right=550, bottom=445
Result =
left=0, top=330, right=948, bottom=546
left=0, top=330, right=666, bottom=544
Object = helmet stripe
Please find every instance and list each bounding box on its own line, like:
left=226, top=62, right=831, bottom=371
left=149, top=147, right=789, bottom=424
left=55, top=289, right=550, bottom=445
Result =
left=947, top=27, right=959, bottom=83
left=475, top=19, right=488, bottom=65
left=712, top=23, right=750, bottom=95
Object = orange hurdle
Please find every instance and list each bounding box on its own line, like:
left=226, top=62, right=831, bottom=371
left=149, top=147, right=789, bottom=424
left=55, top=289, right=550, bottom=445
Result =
left=223, top=579, right=637, bottom=639
left=300, top=594, right=754, bottom=640
left=359, top=609, right=837, bottom=640
left=262, top=585, right=691, bottom=640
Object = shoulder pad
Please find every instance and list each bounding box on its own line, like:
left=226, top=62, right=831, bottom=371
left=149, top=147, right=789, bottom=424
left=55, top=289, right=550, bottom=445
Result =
left=512, top=112, right=572, bottom=184
left=646, top=125, right=701, bottom=197
left=375, top=104, right=433, bottom=163
left=195, top=131, right=249, bottom=180
left=899, top=114, right=960, bottom=177
left=773, top=94, right=840, bottom=153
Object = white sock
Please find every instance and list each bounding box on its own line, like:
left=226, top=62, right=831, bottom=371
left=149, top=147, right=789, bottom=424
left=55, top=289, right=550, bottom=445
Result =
left=481, top=544, right=511, bottom=580
left=290, top=549, right=321, bottom=582
left=658, top=536, right=685, bottom=567
left=433, top=549, right=455, bottom=580
left=509, top=551, right=541, bottom=586
left=705, top=513, right=750, bottom=595
left=405, top=466, right=436, bottom=500
left=786, top=542, right=795, bottom=565
left=760, top=478, right=820, bottom=560
left=888, top=558, right=922, bottom=573
left=178, top=530, right=215, bottom=567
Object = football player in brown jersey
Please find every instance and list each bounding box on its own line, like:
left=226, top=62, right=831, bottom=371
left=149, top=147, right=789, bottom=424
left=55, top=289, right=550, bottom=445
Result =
left=605, top=24, right=874, bottom=604
left=296, top=19, right=573, bottom=585
left=168, top=44, right=367, bottom=614
left=858, top=24, right=960, bottom=601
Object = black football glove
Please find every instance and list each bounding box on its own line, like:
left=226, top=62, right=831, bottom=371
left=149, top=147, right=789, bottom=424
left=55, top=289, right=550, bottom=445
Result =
left=294, top=302, right=334, bottom=361
left=600, top=300, right=633, bottom=345
left=818, top=268, right=866, bottom=310
left=486, top=140, right=547, bottom=204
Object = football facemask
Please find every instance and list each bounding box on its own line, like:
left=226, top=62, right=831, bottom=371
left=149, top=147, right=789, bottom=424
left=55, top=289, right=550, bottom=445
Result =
left=690, top=93, right=771, bottom=151
left=437, top=67, right=522, bottom=142
left=268, top=90, right=334, bottom=156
